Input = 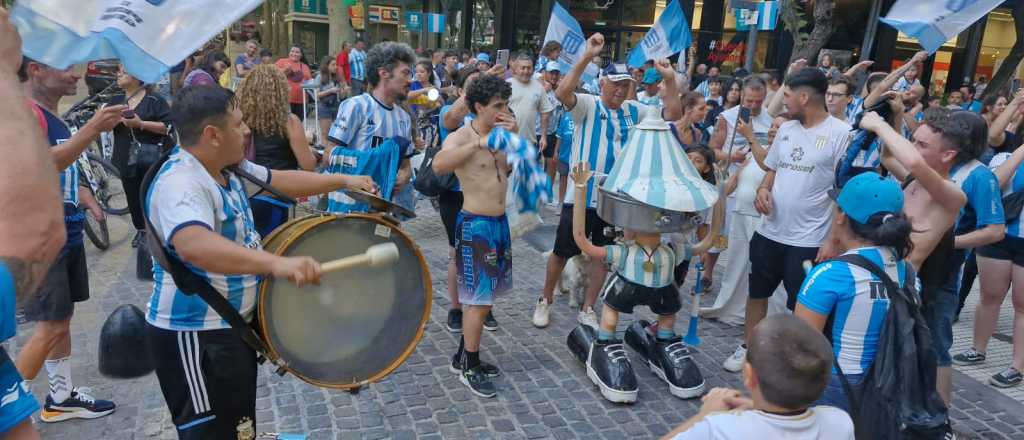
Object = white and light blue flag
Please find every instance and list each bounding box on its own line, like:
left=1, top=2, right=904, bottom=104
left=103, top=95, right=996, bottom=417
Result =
left=543, top=2, right=599, bottom=84
left=626, top=0, right=691, bottom=68
left=880, top=0, right=1002, bottom=54
left=11, top=0, right=262, bottom=84
left=426, top=13, right=446, bottom=33
left=735, top=1, right=780, bottom=32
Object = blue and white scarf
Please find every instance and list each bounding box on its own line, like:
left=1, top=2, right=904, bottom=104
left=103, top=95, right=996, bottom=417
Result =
left=486, top=128, right=552, bottom=215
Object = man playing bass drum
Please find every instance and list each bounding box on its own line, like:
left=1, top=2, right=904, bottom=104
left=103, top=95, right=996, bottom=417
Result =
left=144, top=85, right=375, bottom=439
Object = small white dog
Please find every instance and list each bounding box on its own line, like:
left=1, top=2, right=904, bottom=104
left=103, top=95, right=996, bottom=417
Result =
left=549, top=251, right=590, bottom=309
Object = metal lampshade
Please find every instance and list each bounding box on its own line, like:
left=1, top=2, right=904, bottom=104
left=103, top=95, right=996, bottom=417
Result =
left=601, top=114, right=718, bottom=213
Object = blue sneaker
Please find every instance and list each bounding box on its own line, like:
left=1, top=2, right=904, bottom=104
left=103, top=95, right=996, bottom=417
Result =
left=40, top=387, right=115, bottom=422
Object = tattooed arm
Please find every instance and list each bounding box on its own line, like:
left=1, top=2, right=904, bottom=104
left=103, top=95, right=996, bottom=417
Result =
left=0, top=8, right=66, bottom=302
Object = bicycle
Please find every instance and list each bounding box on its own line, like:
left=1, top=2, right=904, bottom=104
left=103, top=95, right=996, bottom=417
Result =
left=63, top=84, right=129, bottom=249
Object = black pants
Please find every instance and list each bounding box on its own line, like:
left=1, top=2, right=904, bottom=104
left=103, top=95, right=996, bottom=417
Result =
left=956, top=251, right=978, bottom=317
left=147, top=325, right=257, bottom=440
left=122, top=171, right=145, bottom=230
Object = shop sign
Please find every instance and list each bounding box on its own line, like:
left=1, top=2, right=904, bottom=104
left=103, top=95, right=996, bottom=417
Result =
left=368, top=5, right=401, bottom=24
left=292, top=0, right=326, bottom=15
left=405, top=11, right=422, bottom=31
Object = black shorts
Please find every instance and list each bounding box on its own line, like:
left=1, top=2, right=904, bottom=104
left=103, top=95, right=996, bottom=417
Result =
left=147, top=324, right=257, bottom=440
left=748, top=232, right=819, bottom=310
left=977, top=235, right=1024, bottom=267
left=22, top=244, right=89, bottom=322
left=603, top=274, right=682, bottom=315
left=438, top=190, right=464, bottom=248
left=553, top=205, right=614, bottom=258
left=537, top=134, right=558, bottom=159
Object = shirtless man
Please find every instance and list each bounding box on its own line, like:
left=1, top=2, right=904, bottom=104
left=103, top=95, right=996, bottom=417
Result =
left=860, top=108, right=974, bottom=408
left=432, top=74, right=513, bottom=398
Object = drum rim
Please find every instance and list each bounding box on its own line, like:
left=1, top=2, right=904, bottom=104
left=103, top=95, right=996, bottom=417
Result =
left=257, top=213, right=432, bottom=389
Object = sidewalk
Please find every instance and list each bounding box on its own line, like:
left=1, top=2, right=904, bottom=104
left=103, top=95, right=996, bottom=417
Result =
left=12, top=203, right=1024, bottom=439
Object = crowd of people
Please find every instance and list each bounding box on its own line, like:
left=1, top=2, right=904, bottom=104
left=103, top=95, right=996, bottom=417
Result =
left=2, top=3, right=1024, bottom=438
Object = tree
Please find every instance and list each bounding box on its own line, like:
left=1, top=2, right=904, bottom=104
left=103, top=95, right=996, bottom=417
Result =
left=780, top=0, right=836, bottom=64
left=260, top=0, right=291, bottom=57
left=983, top=3, right=1024, bottom=99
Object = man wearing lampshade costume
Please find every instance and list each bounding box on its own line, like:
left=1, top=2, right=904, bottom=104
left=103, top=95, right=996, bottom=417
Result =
left=533, top=32, right=683, bottom=330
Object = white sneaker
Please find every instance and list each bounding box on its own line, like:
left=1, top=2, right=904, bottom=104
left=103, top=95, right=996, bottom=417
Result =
left=533, top=298, right=553, bottom=328
left=577, top=307, right=599, bottom=329
left=723, top=344, right=746, bottom=373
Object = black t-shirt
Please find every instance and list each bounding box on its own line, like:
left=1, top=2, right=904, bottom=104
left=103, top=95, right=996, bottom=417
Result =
left=991, top=130, right=1023, bottom=156
left=110, top=92, right=172, bottom=172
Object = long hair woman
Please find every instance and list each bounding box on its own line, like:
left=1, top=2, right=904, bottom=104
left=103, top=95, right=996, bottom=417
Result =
left=183, top=51, right=230, bottom=88
left=110, top=67, right=172, bottom=247
left=315, top=55, right=346, bottom=147
left=237, top=64, right=317, bottom=235
left=275, top=46, right=313, bottom=118
left=672, top=91, right=710, bottom=149
left=795, top=172, right=915, bottom=413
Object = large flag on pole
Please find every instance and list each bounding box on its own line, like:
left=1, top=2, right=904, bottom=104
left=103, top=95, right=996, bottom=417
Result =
left=880, top=0, right=1002, bottom=54
left=626, top=0, right=691, bottom=68
left=11, top=0, right=263, bottom=83
left=542, top=2, right=599, bottom=84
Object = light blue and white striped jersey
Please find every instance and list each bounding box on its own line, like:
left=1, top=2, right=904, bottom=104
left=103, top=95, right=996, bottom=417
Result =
left=564, top=93, right=656, bottom=207
left=846, top=95, right=864, bottom=122
left=605, top=243, right=680, bottom=288
left=989, top=153, right=1024, bottom=238
left=327, top=94, right=413, bottom=155
left=145, top=147, right=270, bottom=331
left=349, top=48, right=367, bottom=81
left=798, top=247, right=915, bottom=375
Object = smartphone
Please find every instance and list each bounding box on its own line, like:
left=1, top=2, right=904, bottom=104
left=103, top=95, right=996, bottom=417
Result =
left=496, top=49, right=510, bottom=69
left=738, top=106, right=751, bottom=124
left=122, top=109, right=136, bottom=119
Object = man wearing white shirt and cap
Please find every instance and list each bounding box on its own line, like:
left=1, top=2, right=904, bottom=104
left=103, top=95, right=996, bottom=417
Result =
left=532, top=32, right=682, bottom=329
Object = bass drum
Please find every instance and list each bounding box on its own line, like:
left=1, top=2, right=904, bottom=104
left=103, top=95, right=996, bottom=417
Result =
left=258, top=214, right=431, bottom=389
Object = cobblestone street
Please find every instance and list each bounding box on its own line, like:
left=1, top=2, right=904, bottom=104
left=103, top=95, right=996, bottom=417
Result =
left=12, top=202, right=1024, bottom=439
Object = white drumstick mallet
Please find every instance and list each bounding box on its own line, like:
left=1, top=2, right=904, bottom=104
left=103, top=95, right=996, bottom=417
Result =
left=321, top=243, right=400, bottom=273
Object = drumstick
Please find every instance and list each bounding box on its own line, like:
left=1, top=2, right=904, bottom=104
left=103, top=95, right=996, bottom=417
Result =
left=321, top=243, right=400, bottom=273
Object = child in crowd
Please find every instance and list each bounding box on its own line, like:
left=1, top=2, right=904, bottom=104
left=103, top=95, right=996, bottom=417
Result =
left=660, top=314, right=854, bottom=439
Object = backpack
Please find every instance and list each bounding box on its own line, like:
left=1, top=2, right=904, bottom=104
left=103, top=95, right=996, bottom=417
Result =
left=831, top=254, right=950, bottom=440
left=412, top=142, right=458, bottom=197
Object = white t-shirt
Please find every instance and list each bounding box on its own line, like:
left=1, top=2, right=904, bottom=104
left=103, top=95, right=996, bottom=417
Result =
left=671, top=406, right=854, bottom=440
left=508, top=77, right=554, bottom=141
left=734, top=157, right=767, bottom=217
left=759, top=117, right=852, bottom=247
left=718, top=105, right=773, bottom=177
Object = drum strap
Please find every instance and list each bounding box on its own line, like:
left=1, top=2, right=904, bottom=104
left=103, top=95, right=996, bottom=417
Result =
left=229, top=164, right=297, bottom=206
left=139, top=151, right=277, bottom=364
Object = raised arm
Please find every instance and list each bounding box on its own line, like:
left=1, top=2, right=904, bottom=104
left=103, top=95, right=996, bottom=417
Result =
left=994, top=141, right=1024, bottom=188
left=557, top=33, right=604, bottom=110
left=569, top=163, right=607, bottom=260
left=0, top=9, right=66, bottom=301
left=864, top=51, right=927, bottom=109
left=861, top=111, right=966, bottom=213
left=767, top=59, right=808, bottom=117
left=989, top=89, right=1024, bottom=148
left=842, top=60, right=874, bottom=81
left=655, top=59, right=682, bottom=121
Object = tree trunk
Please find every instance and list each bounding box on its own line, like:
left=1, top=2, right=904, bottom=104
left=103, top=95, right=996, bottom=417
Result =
left=783, top=0, right=837, bottom=64
left=260, top=0, right=291, bottom=58
left=983, top=4, right=1024, bottom=99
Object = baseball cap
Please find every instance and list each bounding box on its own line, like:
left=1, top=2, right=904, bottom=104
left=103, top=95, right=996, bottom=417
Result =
left=545, top=60, right=561, bottom=73
left=476, top=53, right=491, bottom=63
left=641, top=68, right=662, bottom=85
left=600, top=63, right=634, bottom=82
left=827, top=171, right=904, bottom=224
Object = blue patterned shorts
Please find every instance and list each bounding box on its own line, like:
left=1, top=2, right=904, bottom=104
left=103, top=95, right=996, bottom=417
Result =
left=455, top=212, right=513, bottom=305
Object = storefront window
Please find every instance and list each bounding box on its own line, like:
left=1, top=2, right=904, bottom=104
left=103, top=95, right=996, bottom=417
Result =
left=979, top=8, right=1021, bottom=85
left=621, top=0, right=661, bottom=27
left=471, top=0, right=496, bottom=51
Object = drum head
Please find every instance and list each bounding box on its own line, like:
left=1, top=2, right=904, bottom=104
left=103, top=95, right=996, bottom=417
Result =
left=259, top=215, right=430, bottom=388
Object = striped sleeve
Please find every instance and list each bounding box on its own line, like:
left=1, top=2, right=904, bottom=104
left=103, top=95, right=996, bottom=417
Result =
left=605, top=244, right=627, bottom=274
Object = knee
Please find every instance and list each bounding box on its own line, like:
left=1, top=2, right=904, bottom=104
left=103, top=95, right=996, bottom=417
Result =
left=32, top=320, right=71, bottom=345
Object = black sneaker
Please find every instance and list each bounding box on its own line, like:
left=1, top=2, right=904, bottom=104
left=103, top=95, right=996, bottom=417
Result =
left=952, top=348, right=986, bottom=366
left=990, top=367, right=1023, bottom=388
left=131, top=230, right=144, bottom=248
left=649, top=336, right=706, bottom=399
left=449, top=354, right=500, bottom=377
left=624, top=320, right=656, bottom=360
left=459, top=365, right=497, bottom=398
left=446, top=309, right=463, bottom=333
left=585, top=339, right=638, bottom=403
left=484, top=311, right=498, bottom=331
left=40, top=388, right=115, bottom=422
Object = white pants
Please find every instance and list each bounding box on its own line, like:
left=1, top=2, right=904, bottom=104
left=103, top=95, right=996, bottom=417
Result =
left=700, top=213, right=788, bottom=325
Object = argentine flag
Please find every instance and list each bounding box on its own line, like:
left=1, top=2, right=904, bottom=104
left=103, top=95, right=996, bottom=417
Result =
left=880, top=0, right=1002, bottom=54
left=543, top=2, right=599, bottom=84
left=426, top=13, right=445, bottom=33
left=626, top=0, right=691, bottom=68
left=11, top=0, right=262, bottom=84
